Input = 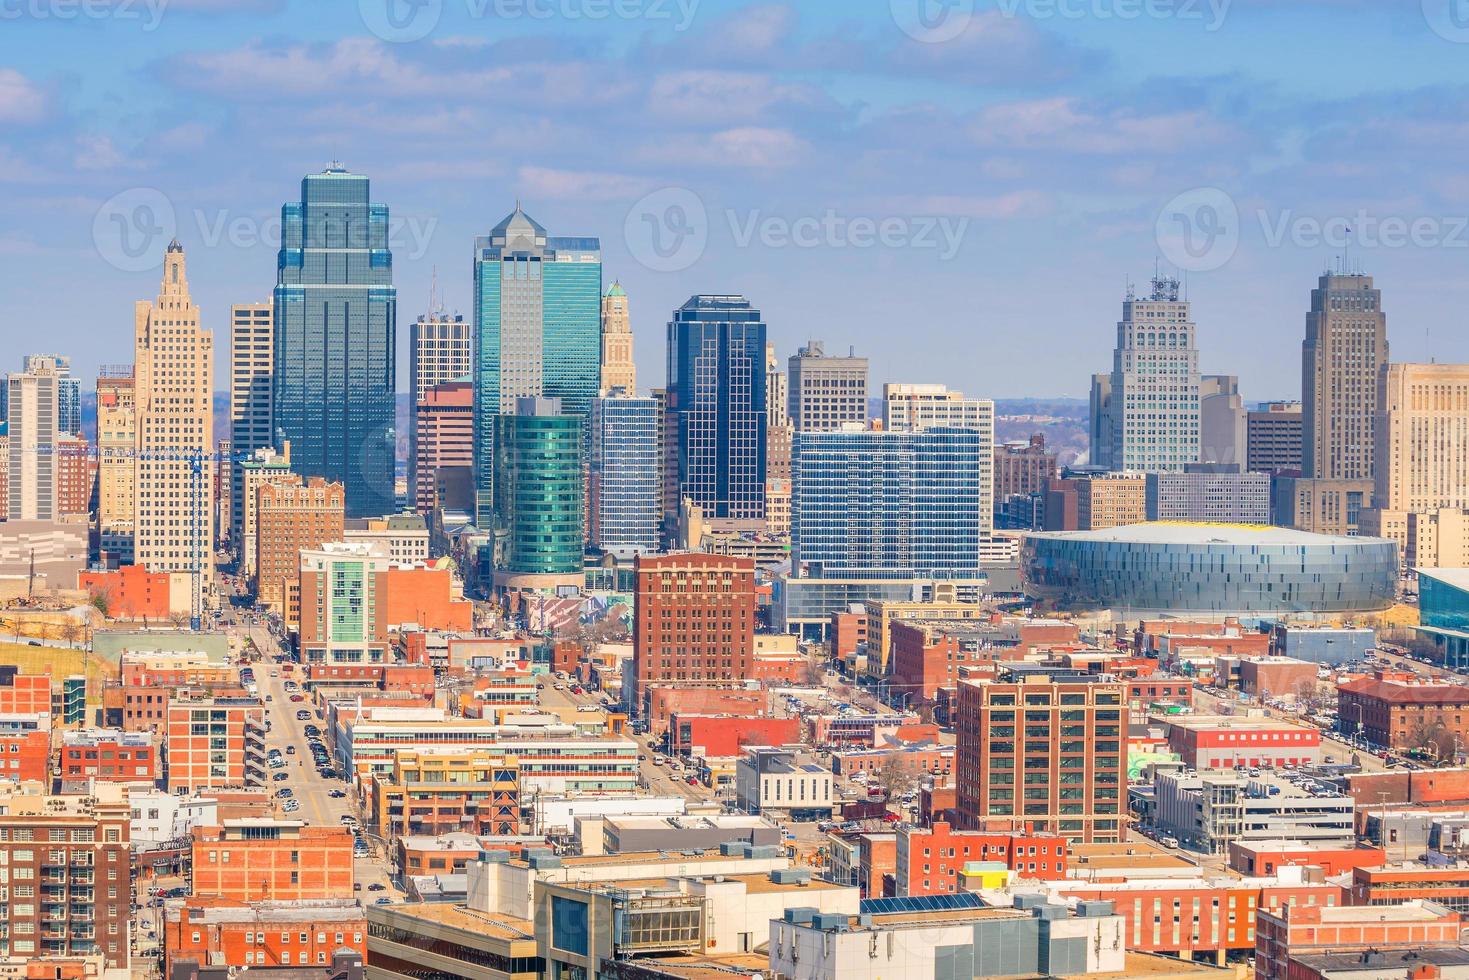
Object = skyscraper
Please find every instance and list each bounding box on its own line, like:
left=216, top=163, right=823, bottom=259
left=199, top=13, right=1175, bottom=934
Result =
left=666, top=295, right=767, bottom=527
left=134, top=241, right=214, bottom=616
left=883, top=383, right=992, bottom=432
left=491, top=397, right=584, bottom=593
left=1247, top=402, right=1303, bottom=474
left=95, top=367, right=135, bottom=562
left=409, top=312, right=472, bottom=507
left=273, top=166, right=397, bottom=519
left=20, top=355, right=80, bottom=436
left=229, top=302, right=273, bottom=545
left=791, top=426, right=992, bottom=580
left=1091, top=276, right=1201, bottom=472
left=5, top=355, right=61, bottom=520
left=1199, top=374, right=1246, bottom=469
left=788, top=340, right=868, bottom=432
left=472, top=206, right=601, bottom=527
left=589, top=392, right=660, bottom=554
left=1302, top=272, right=1388, bottom=481
left=599, top=281, right=636, bottom=394
left=412, top=379, right=473, bottom=515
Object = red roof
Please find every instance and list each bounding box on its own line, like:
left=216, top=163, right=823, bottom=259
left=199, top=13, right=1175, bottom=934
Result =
left=1339, top=677, right=1469, bottom=705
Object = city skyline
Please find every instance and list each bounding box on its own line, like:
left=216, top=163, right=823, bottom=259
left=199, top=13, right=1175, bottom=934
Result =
left=11, top=3, right=1469, bottom=401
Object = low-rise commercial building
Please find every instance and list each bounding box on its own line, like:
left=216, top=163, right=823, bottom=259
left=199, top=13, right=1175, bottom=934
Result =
left=734, top=746, right=833, bottom=820
left=189, top=820, right=354, bottom=902
left=367, top=749, right=520, bottom=839
left=1165, top=715, right=1323, bottom=770
left=60, top=728, right=158, bottom=783
left=895, top=821, right=1068, bottom=896
left=1256, top=900, right=1463, bottom=980
left=1154, top=771, right=1355, bottom=854
left=163, top=898, right=367, bottom=972
left=1337, top=672, right=1469, bottom=751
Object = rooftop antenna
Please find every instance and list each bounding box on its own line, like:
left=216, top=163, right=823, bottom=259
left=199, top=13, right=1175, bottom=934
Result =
left=429, top=266, right=441, bottom=315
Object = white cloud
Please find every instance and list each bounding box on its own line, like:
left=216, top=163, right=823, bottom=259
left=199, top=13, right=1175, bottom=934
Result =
left=0, top=69, right=47, bottom=124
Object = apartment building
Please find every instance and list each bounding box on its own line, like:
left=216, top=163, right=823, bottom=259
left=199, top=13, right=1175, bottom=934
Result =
left=164, top=898, right=366, bottom=973
left=254, top=477, right=345, bottom=622
left=190, top=820, right=354, bottom=902
left=60, top=729, right=157, bottom=783
left=632, top=553, right=756, bottom=705
left=164, top=697, right=266, bottom=793
left=366, top=749, right=520, bottom=839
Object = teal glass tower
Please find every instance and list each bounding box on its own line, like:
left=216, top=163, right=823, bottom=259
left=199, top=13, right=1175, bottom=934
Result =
left=273, top=166, right=397, bottom=518
left=492, top=397, right=584, bottom=592
left=473, top=206, right=601, bottom=528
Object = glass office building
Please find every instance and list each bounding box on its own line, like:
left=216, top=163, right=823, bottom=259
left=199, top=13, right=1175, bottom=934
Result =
left=473, top=206, right=601, bottom=528
left=491, top=397, right=584, bottom=591
left=272, top=167, right=397, bottom=518
left=1417, top=569, right=1469, bottom=668
left=792, top=426, right=992, bottom=579
left=666, top=295, right=767, bottom=524
left=1022, top=523, right=1398, bottom=614
left=589, top=393, right=660, bottom=554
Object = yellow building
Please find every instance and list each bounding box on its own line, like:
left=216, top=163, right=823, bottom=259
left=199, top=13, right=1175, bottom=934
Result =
left=368, top=748, right=520, bottom=840
left=863, top=592, right=988, bottom=677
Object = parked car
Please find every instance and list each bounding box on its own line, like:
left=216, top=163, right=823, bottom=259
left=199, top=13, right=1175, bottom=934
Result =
left=368, top=883, right=386, bottom=892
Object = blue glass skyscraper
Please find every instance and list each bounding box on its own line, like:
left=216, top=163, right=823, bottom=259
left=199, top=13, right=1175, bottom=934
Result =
left=589, top=392, right=660, bottom=554
left=473, top=206, right=601, bottom=527
left=272, top=166, right=397, bottom=519
left=666, top=295, right=767, bottom=524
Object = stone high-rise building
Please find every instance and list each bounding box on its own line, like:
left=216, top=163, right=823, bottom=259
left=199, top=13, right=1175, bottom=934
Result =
left=5, top=355, right=62, bottom=520
left=255, top=477, right=345, bottom=625
left=788, top=340, right=868, bottom=432
left=228, top=302, right=273, bottom=546
left=883, top=383, right=992, bottom=433
left=1199, top=374, right=1246, bottom=469
left=1091, top=275, right=1200, bottom=472
left=599, top=281, right=636, bottom=394
left=96, top=368, right=136, bottom=562
left=409, top=312, right=472, bottom=509
left=412, top=380, right=473, bottom=516
left=1302, top=272, right=1388, bottom=481
left=134, top=242, right=214, bottom=614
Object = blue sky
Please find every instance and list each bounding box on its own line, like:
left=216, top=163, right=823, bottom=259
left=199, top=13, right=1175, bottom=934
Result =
left=6, top=0, right=1469, bottom=399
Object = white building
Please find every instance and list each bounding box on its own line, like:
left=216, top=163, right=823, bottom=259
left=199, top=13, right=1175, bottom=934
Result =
left=734, top=746, right=833, bottom=819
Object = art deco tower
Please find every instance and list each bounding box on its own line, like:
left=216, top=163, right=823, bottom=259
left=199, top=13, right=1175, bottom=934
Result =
left=599, top=281, right=636, bottom=394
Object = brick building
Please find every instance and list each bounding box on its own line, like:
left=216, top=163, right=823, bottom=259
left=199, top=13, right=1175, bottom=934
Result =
left=1238, top=657, right=1318, bottom=701
left=254, top=477, right=345, bottom=622
left=1337, top=672, right=1469, bottom=752
left=79, top=563, right=173, bottom=620
left=0, top=782, right=131, bottom=967
left=411, top=379, right=473, bottom=516
left=122, top=654, right=242, bottom=733
left=56, top=433, right=90, bottom=517
left=1349, top=863, right=1469, bottom=910
left=955, top=665, right=1127, bottom=843
left=831, top=744, right=954, bottom=780
left=857, top=832, right=896, bottom=898
left=61, top=728, right=158, bottom=783
left=163, top=898, right=367, bottom=972
left=1128, top=678, right=1194, bottom=711
left=644, top=689, right=767, bottom=738
left=165, top=697, right=266, bottom=793
left=668, top=714, right=800, bottom=759
left=0, top=666, right=51, bottom=716
left=0, top=714, right=52, bottom=783
left=1165, top=716, right=1323, bottom=770
left=632, top=553, right=756, bottom=706
left=889, top=621, right=1028, bottom=703
left=1256, top=900, right=1462, bottom=980
left=1228, top=840, right=1386, bottom=878
left=895, top=820, right=1068, bottom=896
left=366, top=750, right=520, bottom=839
left=994, top=434, right=1057, bottom=500
left=828, top=609, right=869, bottom=663
left=379, top=564, right=473, bottom=632
left=190, top=820, right=354, bottom=902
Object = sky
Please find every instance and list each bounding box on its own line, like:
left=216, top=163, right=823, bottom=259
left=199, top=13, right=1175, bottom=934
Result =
left=6, top=0, right=1469, bottom=402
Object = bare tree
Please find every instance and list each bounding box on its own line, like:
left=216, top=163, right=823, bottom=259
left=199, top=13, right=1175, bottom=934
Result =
left=875, top=755, right=918, bottom=799
left=1406, top=720, right=1457, bottom=762
left=58, top=622, right=82, bottom=650
left=800, top=659, right=825, bottom=687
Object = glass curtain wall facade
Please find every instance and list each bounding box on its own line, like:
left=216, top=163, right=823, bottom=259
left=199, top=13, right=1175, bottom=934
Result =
left=791, top=427, right=991, bottom=579
left=272, top=167, right=397, bottom=518
left=589, top=394, right=660, bottom=553
left=665, top=295, right=767, bottom=524
left=472, top=207, right=601, bottom=528
left=492, top=398, right=584, bottom=581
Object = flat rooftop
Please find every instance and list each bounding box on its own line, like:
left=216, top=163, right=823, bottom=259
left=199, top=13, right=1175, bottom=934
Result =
left=1166, top=715, right=1315, bottom=733
left=1028, top=523, right=1381, bottom=546
left=1068, top=842, right=1196, bottom=872
left=369, top=901, right=534, bottom=942
left=168, top=899, right=365, bottom=925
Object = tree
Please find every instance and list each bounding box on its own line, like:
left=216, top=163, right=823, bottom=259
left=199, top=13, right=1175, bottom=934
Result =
left=1406, top=720, right=1457, bottom=762
left=88, top=590, right=111, bottom=619
left=58, top=622, right=82, bottom=650
left=875, top=754, right=919, bottom=799
left=1293, top=679, right=1332, bottom=715
left=800, top=659, right=825, bottom=687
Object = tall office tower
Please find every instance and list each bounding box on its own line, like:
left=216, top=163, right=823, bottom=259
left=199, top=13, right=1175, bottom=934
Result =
left=792, top=426, right=992, bottom=579
left=1247, top=402, right=1303, bottom=474
left=228, top=302, right=273, bottom=545
left=882, top=383, right=992, bottom=432
left=255, top=477, right=345, bottom=624
left=55, top=434, right=89, bottom=517
left=491, top=397, right=584, bottom=593
left=632, top=552, right=756, bottom=705
left=238, top=444, right=294, bottom=578
left=1091, top=275, right=1201, bottom=472
left=95, top=368, right=135, bottom=561
left=5, top=355, right=61, bottom=520
left=472, top=206, right=601, bottom=527
left=955, top=664, right=1127, bottom=844
left=20, top=355, right=80, bottom=435
left=599, top=281, right=636, bottom=394
left=764, top=342, right=793, bottom=536
left=1199, top=375, right=1247, bottom=468
left=409, top=312, right=472, bottom=507
left=589, top=392, right=660, bottom=554
left=1363, top=363, right=1469, bottom=567
left=135, top=241, right=215, bottom=615
left=215, top=438, right=232, bottom=550
left=412, top=379, right=474, bottom=515
left=651, top=387, right=679, bottom=535
left=666, top=295, right=767, bottom=528
left=788, top=340, right=867, bottom=432
left=1302, top=272, right=1388, bottom=480
left=273, top=166, right=397, bottom=520
left=765, top=342, right=788, bottom=429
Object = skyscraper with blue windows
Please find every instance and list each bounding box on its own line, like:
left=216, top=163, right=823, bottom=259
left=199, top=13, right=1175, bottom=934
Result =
left=472, top=206, right=601, bottom=528
left=589, top=392, right=660, bottom=554
left=272, top=166, right=397, bottom=518
left=666, top=295, right=767, bottom=527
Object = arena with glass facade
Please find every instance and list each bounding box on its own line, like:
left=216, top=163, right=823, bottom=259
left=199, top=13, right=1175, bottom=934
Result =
left=1022, top=523, right=1397, bottom=615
